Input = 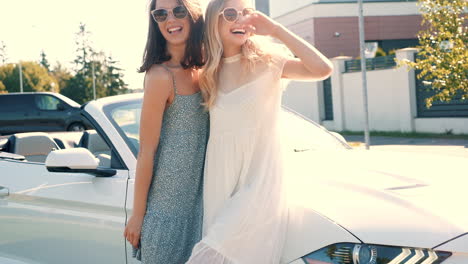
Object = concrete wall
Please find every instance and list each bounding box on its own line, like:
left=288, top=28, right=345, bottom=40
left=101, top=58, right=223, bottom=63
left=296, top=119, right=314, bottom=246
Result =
left=282, top=81, right=323, bottom=122
left=342, top=69, right=402, bottom=131
left=281, top=48, right=468, bottom=134
left=415, top=119, right=468, bottom=135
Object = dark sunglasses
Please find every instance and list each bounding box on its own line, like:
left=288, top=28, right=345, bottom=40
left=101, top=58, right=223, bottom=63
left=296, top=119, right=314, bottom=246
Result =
left=151, top=5, right=188, bottom=23
left=219, top=7, right=255, bottom=23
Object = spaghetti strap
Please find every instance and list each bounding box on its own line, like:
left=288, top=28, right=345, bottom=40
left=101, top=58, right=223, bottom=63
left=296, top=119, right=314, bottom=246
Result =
left=160, top=64, right=177, bottom=94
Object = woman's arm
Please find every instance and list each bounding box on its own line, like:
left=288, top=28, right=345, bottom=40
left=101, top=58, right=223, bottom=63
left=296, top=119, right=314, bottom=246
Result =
left=124, top=65, right=173, bottom=248
left=242, top=12, right=333, bottom=81
left=273, top=24, right=333, bottom=81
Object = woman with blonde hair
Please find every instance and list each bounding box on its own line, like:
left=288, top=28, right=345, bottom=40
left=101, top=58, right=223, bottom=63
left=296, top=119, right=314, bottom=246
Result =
left=186, top=0, right=333, bottom=263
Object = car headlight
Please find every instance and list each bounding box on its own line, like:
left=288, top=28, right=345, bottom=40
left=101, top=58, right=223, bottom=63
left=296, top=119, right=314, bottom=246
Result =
left=302, top=243, right=452, bottom=264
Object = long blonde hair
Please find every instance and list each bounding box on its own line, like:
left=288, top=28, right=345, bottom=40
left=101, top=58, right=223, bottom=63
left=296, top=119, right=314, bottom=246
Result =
left=200, top=0, right=277, bottom=109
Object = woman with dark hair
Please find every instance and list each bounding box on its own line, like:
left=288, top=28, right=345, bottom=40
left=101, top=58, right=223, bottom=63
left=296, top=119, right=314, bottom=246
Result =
left=123, top=0, right=208, bottom=263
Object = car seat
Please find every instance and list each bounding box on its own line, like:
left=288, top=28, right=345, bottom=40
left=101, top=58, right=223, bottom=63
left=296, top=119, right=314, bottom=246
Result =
left=79, top=130, right=111, bottom=167
left=9, top=132, right=60, bottom=163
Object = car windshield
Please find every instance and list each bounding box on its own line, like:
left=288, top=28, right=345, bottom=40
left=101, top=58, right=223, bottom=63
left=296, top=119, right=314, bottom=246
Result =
left=105, top=100, right=141, bottom=156
left=280, top=108, right=350, bottom=151
left=54, top=93, right=81, bottom=107
left=106, top=100, right=349, bottom=158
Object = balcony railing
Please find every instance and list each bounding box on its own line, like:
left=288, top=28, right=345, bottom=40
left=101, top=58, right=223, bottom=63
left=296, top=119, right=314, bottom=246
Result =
left=344, top=54, right=397, bottom=73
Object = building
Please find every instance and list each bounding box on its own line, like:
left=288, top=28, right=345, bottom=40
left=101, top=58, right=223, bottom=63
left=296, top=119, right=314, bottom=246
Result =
left=270, top=0, right=421, bottom=58
left=254, top=0, right=270, bottom=15
left=266, top=0, right=468, bottom=134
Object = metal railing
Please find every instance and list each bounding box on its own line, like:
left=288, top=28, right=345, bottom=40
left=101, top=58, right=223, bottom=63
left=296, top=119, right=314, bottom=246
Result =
left=344, top=54, right=396, bottom=73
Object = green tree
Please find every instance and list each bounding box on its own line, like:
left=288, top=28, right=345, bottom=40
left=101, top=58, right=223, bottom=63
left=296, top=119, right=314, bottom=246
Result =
left=62, top=23, right=128, bottom=104
left=375, top=47, right=387, bottom=57
left=0, top=64, right=14, bottom=92
left=40, top=50, right=50, bottom=72
left=51, top=62, right=72, bottom=93
left=62, top=23, right=97, bottom=103
left=0, top=80, right=6, bottom=94
left=103, top=55, right=128, bottom=96
left=73, top=23, right=94, bottom=70
left=62, top=71, right=93, bottom=104
left=0, top=62, right=58, bottom=93
left=398, top=0, right=468, bottom=107
left=0, top=41, right=7, bottom=65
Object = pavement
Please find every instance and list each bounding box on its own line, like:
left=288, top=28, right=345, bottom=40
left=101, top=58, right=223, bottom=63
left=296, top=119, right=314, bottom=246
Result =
left=343, top=135, right=468, bottom=158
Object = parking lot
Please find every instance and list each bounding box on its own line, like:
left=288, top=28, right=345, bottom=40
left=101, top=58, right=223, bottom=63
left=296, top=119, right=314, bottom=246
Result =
left=344, top=135, right=468, bottom=158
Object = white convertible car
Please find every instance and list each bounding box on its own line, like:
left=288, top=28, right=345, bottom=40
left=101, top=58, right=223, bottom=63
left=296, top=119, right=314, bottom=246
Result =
left=0, top=93, right=466, bottom=264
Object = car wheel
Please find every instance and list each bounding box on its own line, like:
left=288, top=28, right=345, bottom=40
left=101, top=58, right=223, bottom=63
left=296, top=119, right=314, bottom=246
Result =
left=68, top=122, right=86, bottom=132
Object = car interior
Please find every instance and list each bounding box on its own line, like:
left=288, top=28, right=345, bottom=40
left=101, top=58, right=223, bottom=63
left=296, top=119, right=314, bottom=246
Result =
left=0, top=130, right=118, bottom=168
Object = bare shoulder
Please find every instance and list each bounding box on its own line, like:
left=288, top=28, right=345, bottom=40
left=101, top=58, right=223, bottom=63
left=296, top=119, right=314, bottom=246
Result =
left=143, top=64, right=174, bottom=97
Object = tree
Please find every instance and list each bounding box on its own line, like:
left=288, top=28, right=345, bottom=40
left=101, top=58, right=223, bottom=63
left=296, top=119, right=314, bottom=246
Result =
left=62, top=23, right=97, bottom=103
left=0, top=80, right=6, bottom=94
left=73, top=22, right=94, bottom=71
left=0, top=64, right=14, bottom=92
left=398, top=0, right=468, bottom=107
left=0, top=41, right=7, bottom=65
left=0, top=62, right=58, bottom=93
left=62, top=23, right=128, bottom=104
left=103, top=55, right=128, bottom=96
left=51, top=62, right=72, bottom=93
left=40, top=50, right=50, bottom=72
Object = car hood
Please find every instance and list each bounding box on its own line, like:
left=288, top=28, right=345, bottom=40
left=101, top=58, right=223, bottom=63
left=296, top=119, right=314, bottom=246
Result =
left=284, top=149, right=468, bottom=250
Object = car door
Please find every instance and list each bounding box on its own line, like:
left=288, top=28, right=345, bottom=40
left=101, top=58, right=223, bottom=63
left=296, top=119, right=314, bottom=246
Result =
left=0, top=134, right=129, bottom=264
left=32, top=94, right=67, bottom=132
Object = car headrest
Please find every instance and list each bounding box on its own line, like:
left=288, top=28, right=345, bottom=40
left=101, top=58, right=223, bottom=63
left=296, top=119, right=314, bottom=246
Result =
left=10, top=132, right=60, bottom=163
left=79, top=130, right=110, bottom=154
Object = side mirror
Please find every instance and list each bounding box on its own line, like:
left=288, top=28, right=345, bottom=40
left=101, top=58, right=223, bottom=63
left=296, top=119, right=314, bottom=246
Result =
left=57, top=103, right=66, bottom=111
left=45, top=148, right=116, bottom=177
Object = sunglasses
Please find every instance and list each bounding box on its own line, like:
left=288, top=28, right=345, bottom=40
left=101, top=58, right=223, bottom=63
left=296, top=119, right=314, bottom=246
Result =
left=219, top=7, right=255, bottom=22
left=151, top=5, right=188, bottom=23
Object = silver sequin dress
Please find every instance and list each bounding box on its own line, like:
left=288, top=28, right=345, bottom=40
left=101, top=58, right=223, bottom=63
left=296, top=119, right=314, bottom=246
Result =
left=133, top=65, right=209, bottom=264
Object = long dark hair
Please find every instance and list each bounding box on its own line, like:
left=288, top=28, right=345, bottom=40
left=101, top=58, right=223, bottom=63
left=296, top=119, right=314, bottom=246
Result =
left=138, top=0, right=205, bottom=72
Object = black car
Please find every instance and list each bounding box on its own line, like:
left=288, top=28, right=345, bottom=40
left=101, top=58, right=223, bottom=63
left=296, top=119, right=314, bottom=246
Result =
left=0, top=92, right=91, bottom=135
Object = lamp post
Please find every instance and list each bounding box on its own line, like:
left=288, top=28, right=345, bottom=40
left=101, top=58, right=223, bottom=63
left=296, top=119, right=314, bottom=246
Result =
left=91, top=53, right=97, bottom=100
left=92, top=62, right=96, bottom=100
left=18, top=61, right=23, bottom=93
left=358, top=0, right=370, bottom=150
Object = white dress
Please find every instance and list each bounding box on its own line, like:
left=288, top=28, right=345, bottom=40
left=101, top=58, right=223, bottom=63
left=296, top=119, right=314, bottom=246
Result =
left=187, top=53, right=289, bottom=264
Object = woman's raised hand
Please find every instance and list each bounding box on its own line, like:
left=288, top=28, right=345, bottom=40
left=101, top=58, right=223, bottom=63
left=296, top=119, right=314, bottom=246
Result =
left=239, top=11, right=280, bottom=37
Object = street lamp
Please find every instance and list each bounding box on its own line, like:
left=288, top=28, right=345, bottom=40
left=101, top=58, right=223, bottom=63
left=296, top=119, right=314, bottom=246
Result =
left=18, top=61, right=23, bottom=93
left=91, top=53, right=97, bottom=100
left=358, top=0, right=370, bottom=150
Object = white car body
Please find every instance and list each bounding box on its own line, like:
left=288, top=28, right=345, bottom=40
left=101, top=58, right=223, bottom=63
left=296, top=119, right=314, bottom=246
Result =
left=0, top=93, right=466, bottom=264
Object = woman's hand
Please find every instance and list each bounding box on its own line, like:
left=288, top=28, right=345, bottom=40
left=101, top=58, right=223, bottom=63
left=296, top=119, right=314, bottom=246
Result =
left=124, top=214, right=144, bottom=248
left=239, top=11, right=280, bottom=37
left=241, top=11, right=333, bottom=81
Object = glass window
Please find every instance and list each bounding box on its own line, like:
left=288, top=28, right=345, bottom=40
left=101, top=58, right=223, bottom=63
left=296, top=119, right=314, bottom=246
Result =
left=0, top=95, right=31, bottom=112
left=35, top=95, right=61, bottom=110
left=107, top=102, right=141, bottom=155
left=105, top=98, right=348, bottom=159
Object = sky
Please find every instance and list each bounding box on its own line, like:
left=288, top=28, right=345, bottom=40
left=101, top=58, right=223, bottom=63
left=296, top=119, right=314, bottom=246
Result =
left=1, top=0, right=159, bottom=90
left=1, top=0, right=268, bottom=90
